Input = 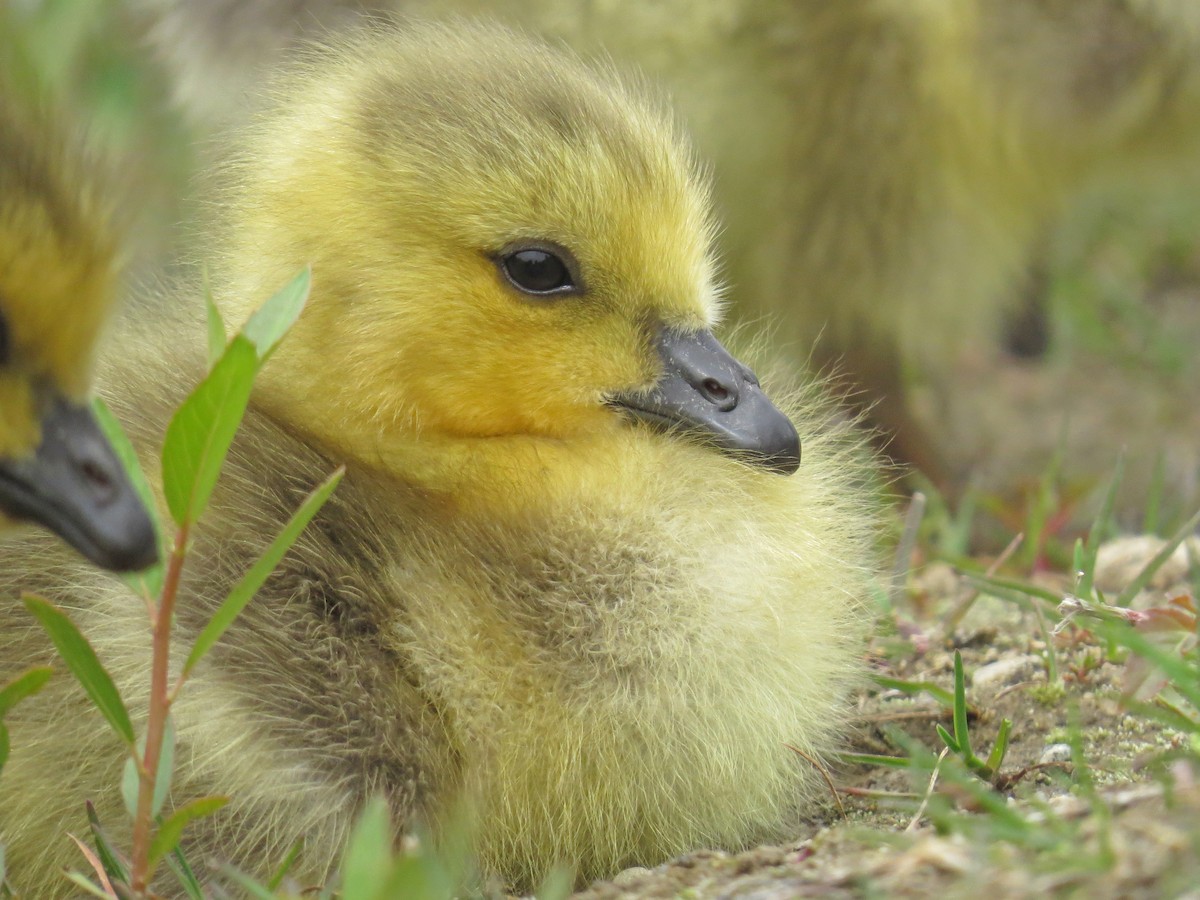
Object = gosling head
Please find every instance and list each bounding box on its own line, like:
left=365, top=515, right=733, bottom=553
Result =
left=214, top=21, right=800, bottom=479
left=0, top=98, right=158, bottom=571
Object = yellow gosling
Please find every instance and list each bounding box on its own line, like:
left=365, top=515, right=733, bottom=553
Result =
left=0, top=64, right=156, bottom=571
left=0, top=22, right=880, bottom=895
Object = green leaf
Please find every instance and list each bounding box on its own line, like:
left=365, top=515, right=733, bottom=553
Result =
left=872, top=673, right=955, bottom=709
left=241, top=267, right=311, bottom=362
left=160, top=336, right=258, bottom=527
left=165, top=842, right=205, bottom=900
left=93, top=399, right=165, bottom=597
left=832, top=750, right=912, bottom=768
left=184, top=467, right=344, bottom=677
left=985, top=718, right=1013, bottom=773
left=215, top=865, right=278, bottom=900
left=935, top=723, right=959, bottom=753
left=23, top=596, right=133, bottom=745
left=341, top=797, right=392, bottom=900
left=203, top=275, right=226, bottom=370
left=0, top=666, right=53, bottom=718
left=1079, top=458, right=1123, bottom=598
left=951, top=651, right=973, bottom=761
left=0, top=722, right=8, bottom=774
left=122, top=716, right=176, bottom=819
left=61, top=872, right=112, bottom=899
left=148, top=796, right=229, bottom=872
left=86, top=801, right=130, bottom=887
left=267, top=841, right=304, bottom=892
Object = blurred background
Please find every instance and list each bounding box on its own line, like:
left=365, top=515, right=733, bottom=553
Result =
left=6, top=0, right=1200, bottom=560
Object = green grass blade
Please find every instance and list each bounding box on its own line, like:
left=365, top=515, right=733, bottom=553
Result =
left=872, top=674, right=956, bottom=709
left=0, top=666, right=53, bottom=718
left=0, top=723, right=8, bottom=773
left=935, top=723, right=959, bottom=753
left=147, top=796, right=229, bottom=872
left=1116, top=508, right=1200, bottom=607
left=833, top=751, right=913, bottom=768
left=267, top=841, right=304, bottom=892
left=183, top=466, right=344, bottom=677
left=60, top=872, right=111, bottom=899
left=165, top=843, right=205, bottom=900
left=963, top=573, right=1062, bottom=608
left=93, top=399, right=165, bottom=597
left=23, top=596, right=133, bottom=745
left=215, top=866, right=278, bottom=900
left=241, top=267, right=311, bottom=362
left=341, top=796, right=392, bottom=900
left=160, top=336, right=258, bottom=527
left=85, top=801, right=130, bottom=887
left=1078, top=458, right=1123, bottom=598
left=985, top=718, right=1013, bottom=772
left=952, top=651, right=973, bottom=761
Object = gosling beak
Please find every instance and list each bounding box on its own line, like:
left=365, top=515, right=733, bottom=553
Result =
left=0, top=396, right=158, bottom=572
left=609, top=327, right=801, bottom=475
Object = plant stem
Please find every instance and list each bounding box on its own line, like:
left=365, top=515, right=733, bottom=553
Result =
left=130, top=523, right=189, bottom=896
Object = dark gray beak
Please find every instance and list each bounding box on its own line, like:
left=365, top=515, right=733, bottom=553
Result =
left=609, top=327, right=801, bottom=475
left=0, top=396, right=158, bottom=572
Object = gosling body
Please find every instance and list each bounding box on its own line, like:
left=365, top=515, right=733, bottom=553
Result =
left=0, top=23, right=879, bottom=894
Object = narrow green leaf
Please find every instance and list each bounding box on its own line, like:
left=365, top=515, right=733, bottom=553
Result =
left=122, top=716, right=176, bottom=820
left=61, top=872, right=112, bottom=899
left=381, top=852, right=454, bottom=900
left=872, top=674, right=955, bottom=709
left=1079, top=459, right=1123, bottom=598
left=341, top=797, right=392, bottom=900
left=215, top=865, right=278, bottom=900
left=165, top=842, right=205, bottom=900
left=952, top=651, right=973, bottom=761
left=203, top=275, right=227, bottom=370
left=0, top=723, right=8, bottom=773
left=935, top=723, right=959, bottom=753
left=184, top=467, right=344, bottom=677
left=986, top=718, right=1013, bottom=773
left=23, top=596, right=133, bottom=745
left=93, top=399, right=165, bottom=597
left=147, top=796, right=229, bottom=872
left=161, top=336, right=258, bottom=527
left=1116, top=507, right=1200, bottom=607
left=267, top=841, right=304, bottom=892
left=0, top=666, right=53, bottom=718
left=85, top=802, right=130, bottom=888
left=241, top=267, right=311, bottom=362
left=832, top=750, right=913, bottom=769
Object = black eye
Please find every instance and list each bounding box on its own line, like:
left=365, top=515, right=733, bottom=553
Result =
left=500, top=247, right=576, bottom=296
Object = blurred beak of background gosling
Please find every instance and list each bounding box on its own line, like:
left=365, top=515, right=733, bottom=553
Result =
left=0, top=394, right=157, bottom=573
left=610, top=326, right=801, bottom=475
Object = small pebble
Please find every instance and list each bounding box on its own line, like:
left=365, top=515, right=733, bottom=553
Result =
left=970, top=654, right=1043, bottom=694
left=1039, top=743, right=1073, bottom=765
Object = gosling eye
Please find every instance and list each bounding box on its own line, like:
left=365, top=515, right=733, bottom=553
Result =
left=497, top=244, right=581, bottom=297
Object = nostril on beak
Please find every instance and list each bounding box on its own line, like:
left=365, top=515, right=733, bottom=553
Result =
left=699, top=377, right=737, bottom=411
left=79, top=455, right=117, bottom=503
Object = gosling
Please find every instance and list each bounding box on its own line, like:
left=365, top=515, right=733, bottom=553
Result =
left=0, top=69, right=156, bottom=571
left=0, top=21, right=880, bottom=895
